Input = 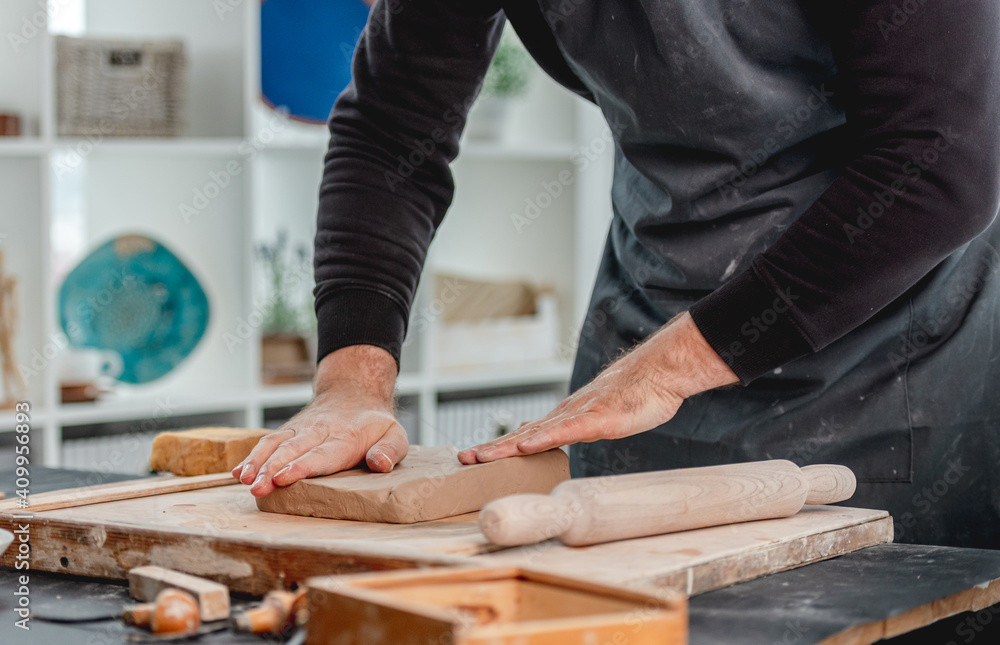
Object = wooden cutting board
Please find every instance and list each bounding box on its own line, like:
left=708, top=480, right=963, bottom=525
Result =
left=0, top=482, right=892, bottom=596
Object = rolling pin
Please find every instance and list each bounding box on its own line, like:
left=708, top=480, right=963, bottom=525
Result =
left=479, top=460, right=856, bottom=547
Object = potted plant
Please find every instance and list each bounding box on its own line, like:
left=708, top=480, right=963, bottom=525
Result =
left=257, top=231, right=316, bottom=385
left=466, top=29, right=534, bottom=141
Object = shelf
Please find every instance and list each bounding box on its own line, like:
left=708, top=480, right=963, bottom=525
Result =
left=0, top=408, right=46, bottom=434
left=429, top=360, right=574, bottom=392
left=51, top=137, right=245, bottom=156
left=253, top=361, right=573, bottom=409
left=0, top=363, right=572, bottom=433
left=53, top=391, right=251, bottom=427
left=261, top=137, right=328, bottom=152
left=255, top=138, right=577, bottom=161
left=0, top=138, right=579, bottom=160
left=396, top=372, right=427, bottom=397
left=459, top=140, right=576, bottom=161
left=0, top=138, right=48, bottom=156
left=256, top=382, right=314, bottom=407
left=0, top=138, right=248, bottom=157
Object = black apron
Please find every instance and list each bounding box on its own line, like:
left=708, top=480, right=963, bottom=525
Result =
left=514, top=0, right=1000, bottom=548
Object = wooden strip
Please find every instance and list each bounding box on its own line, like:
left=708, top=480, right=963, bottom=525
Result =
left=0, top=472, right=235, bottom=513
left=819, top=577, right=1000, bottom=644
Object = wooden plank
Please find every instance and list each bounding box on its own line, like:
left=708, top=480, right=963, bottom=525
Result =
left=0, top=472, right=235, bottom=513
left=0, top=484, right=892, bottom=596
left=820, top=574, right=1000, bottom=644
left=687, top=543, right=1000, bottom=645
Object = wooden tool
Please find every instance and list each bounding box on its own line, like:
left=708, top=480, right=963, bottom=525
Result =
left=480, top=460, right=857, bottom=547
left=123, top=588, right=201, bottom=635
left=232, top=588, right=306, bottom=635
left=129, top=565, right=230, bottom=622
left=305, top=567, right=686, bottom=645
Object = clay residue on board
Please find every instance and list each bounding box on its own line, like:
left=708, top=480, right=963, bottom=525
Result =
left=147, top=543, right=253, bottom=579
left=86, top=525, right=108, bottom=548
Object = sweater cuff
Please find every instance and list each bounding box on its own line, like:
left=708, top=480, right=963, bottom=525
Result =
left=688, top=267, right=814, bottom=384
left=315, top=287, right=408, bottom=367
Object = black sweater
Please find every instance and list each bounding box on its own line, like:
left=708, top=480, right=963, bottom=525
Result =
left=314, top=0, right=1000, bottom=384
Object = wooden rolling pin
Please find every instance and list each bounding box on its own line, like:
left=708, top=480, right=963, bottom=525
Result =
left=479, top=460, right=856, bottom=547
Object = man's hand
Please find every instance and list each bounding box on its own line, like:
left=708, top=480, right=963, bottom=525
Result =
left=232, top=345, right=407, bottom=497
left=457, top=311, right=738, bottom=464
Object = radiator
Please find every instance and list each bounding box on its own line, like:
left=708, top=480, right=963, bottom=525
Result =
left=434, top=390, right=562, bottom=449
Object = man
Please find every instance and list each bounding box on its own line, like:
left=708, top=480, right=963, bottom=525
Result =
left=235, top=0, right=1000, bottom=549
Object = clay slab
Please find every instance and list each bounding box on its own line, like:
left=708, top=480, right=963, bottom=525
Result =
left=255, top=445, right=570, bottom=523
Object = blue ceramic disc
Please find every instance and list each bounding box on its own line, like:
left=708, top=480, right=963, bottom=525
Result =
left=59, top=235, right=210, bottom=384
left=261, top=0, right=373, bottom=123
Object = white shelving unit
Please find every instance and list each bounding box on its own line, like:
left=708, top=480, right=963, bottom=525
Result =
left=0, top=0, right=614, bottom=465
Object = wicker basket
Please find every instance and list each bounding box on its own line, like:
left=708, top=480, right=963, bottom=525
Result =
left=56, top=35, right=186, bottom=137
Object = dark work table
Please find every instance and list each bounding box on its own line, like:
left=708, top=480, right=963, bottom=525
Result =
left=2, top=467, right=999, bottom=645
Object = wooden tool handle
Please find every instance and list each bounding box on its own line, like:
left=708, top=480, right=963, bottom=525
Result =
left=480, top=460, right=857, bottom=547
left=479, top=494, right=577, bottom=547
left=802, top=464, right=857, bottom=505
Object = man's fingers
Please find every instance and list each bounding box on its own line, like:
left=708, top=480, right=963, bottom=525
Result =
left=250, top=432, right=325, bottom=493
left=249, top=474, right=278, bottom=497
left=261, top=443, right=352, bottom=492
left=458, top=410, right=605, bottom=464
left=457, top=431, right=527, bottom=464
left=459, top=421, right=550, bottom=464
left=236, top=430, right=292, bottom=484
left=366, top=422, right=409, bottom=473
left=461, top=403, right=580, bottom=461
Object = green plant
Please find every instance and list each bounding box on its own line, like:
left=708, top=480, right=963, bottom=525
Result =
left=481, top=31, right=533, bottom=98
left=256, top=230, right=315, bottom=335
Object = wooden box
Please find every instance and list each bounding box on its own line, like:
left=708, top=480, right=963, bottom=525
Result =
left=305, top=567, right=687, bottom=645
